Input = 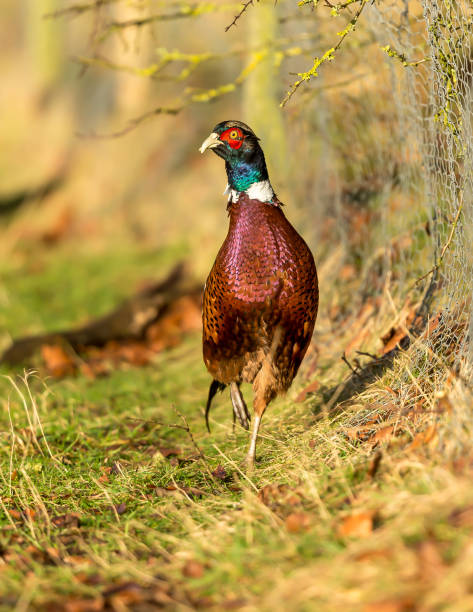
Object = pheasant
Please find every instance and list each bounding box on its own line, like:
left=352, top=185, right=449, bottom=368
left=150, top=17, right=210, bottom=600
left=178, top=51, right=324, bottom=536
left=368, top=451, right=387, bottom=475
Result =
left=199, top=120, right=318, bottom=468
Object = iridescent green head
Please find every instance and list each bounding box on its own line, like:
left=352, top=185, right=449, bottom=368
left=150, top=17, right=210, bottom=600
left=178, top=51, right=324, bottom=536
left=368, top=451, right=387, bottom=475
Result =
left=200, top=120, right=270, bottom=193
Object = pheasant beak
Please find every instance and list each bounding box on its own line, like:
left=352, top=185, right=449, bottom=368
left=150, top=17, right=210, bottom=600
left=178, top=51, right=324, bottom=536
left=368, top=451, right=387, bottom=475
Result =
left=199, top=132, right=221, bottom=154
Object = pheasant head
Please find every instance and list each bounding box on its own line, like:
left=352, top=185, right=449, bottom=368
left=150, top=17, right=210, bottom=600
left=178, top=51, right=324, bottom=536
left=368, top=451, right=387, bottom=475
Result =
left=200, top=120, right=274, bottom=203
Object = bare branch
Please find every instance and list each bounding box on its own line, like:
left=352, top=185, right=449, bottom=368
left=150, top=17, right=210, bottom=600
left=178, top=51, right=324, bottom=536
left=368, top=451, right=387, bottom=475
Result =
left=44, top=0, right=117, bottom=19
left=77, top=105, right=182, bottom=139
left=105, top=7, right=205, bottom=31
left=225, top=0, right=259, bottom=32
left=281, top=0, right=368, bottom=107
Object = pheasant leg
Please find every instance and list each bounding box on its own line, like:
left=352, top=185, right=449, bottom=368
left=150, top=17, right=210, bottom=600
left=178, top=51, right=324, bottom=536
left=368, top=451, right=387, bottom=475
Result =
left=245, top=414, right=262, bottom=470
left=230, top=382, right=250, bottom=430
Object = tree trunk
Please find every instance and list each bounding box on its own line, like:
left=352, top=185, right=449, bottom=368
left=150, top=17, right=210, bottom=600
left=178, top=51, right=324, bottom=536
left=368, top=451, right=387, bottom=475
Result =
left=243, top=0, right=287, bottom=189
left=26, top=0, right=64, bottom=94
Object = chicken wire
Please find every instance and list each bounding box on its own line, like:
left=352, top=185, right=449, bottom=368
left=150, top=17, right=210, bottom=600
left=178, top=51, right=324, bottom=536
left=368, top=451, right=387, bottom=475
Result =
left=363, top=0, right=473, bottom=390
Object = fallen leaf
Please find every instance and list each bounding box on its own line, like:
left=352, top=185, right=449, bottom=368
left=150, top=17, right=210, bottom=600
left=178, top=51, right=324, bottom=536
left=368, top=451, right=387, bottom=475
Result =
left=417, top=540, right=445, bottom=581
left=154, top=485, right=204, bottom=499
left=367, top=452, right=382, bottom=479
left=158, top=447, right=181, bottom=459
left=64, top=555, right=92, bottom=567
left=41, top=344, right=76, bottom=378
left=344, top=326, right=372, bottom=356
left=449, top=505, right=473, bottom=528
left=406, top=425, right=438, bottom=452
left=182, top=560, right=205, bottom=578
left=64, top=598, right=104, bottom=612
left=41, top=207, right=75, bottom=245
left=146, top=295, right=202, bottom=353
left=368, top=426, right=394, bottom=445
left=258, top=484, right=304, bottom=510
left=296, top=379, right=320, bottom=403
left=381, top=328, right=408, bottom=355
left=114, top=503, right=127, bottom=516
left=339, top=264, right=356, bottom=280
left=212, top=465, right=229, bottom=480
left=22, top=508, right=36, bottom=521
left=104, top=583, right=145, bottom=606
left=355, top=548, right=391, bottom=562
left=51, top=513, right=81, bottom=528
left=220, top=598, right=247, bottom=610
left=338, top=512, right=374, bottom=538
left=363, top=599, right=414, bottom=612
left=436, top=395, right=453, bottom=414
left=285, top=512, right=311, bottom=533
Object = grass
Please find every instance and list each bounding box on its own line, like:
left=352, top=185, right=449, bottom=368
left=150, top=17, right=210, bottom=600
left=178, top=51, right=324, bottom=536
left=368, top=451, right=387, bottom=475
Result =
left=1, top=242, right=473, bottom=612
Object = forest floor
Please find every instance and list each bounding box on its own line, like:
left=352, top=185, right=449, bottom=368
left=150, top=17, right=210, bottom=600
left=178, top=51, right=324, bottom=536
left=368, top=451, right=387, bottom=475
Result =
left=1, top=237, right=473, bottom=612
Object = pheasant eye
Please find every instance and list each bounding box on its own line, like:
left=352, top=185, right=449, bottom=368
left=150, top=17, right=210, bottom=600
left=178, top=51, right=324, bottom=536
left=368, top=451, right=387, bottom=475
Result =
left=230, top=130, right=239, bottom=139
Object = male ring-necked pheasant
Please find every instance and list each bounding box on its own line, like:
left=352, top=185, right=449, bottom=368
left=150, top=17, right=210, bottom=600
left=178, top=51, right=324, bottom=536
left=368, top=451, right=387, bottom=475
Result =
left=200, top=120, right=318, bottom=468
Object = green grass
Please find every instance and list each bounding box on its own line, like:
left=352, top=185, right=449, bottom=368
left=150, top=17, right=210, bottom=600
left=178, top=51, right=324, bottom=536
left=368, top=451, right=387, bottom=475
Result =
left=1, top=244, right=473, bottom=611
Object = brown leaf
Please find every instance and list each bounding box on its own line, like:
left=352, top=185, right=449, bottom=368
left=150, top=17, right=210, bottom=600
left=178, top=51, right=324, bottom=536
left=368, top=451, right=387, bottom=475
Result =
left=417, top=540, right=445, bottom=581
left=158, top=447, right=181, bottom=459
left=338, top=512, right=374, bottom=538
left=339, top=264, right=356, bottom=281
left=63, top=555, right=92, bottom=567
left=381, top=328, right=407, bottom=355
left=212, top=465, right=229, bottom=480
left=421, top=313, right=441, bottom=339
left=406, top=425, right=438, bottom=452
left=367, top=452, right=382, bottom=479
left=64, top=598, right=104, bottom=612
left=258, top=484, right=303, bottom=510
left=41, top=207, right=75, bottom=245
left=154, top=485, right=204, bottom=499
left=146, top=295, right=202, bottom=353
left=363, top=599, right=414, bottom=612
left=449, top=505, right=473, bottom=528
left=41, top=344, right=76, bottom=378
left=51, top=513, right=81, bottom=528
left=368, top=426, right=394, bottom=445
left=436, top=395, right=453, bottom=414
left=345, top=326, right=371, bottom=356
left=104, top=583, right=145, bottom=606
left=355, top=548, right=391, bottom=562
left=182, top=559, right=205, bottom=578
left=296, top=379, right=320, bottom=403
left=285, top=512, right=311, bottom=533
left=8, top=509, right=21, bottom=521
left=220, top=598, right=247, bottom=610
left=114, top=503, right=127, bottom=516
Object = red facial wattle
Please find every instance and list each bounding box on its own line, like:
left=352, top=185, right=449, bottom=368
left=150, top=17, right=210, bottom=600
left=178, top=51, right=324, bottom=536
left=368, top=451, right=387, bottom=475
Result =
left=220, top=127, right=244, bottom=150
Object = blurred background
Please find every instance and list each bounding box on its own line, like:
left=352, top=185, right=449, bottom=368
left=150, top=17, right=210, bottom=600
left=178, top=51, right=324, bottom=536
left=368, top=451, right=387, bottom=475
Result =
left=1, top=0, right=472, bottom=405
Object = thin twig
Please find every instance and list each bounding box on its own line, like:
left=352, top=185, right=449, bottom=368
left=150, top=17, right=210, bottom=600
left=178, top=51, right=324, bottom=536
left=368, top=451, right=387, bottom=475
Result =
left=44, top=0, right=116, bottom=19
left=77, top=105, right=182, bottom=139
left=104, top=8, right=206, bottom=31
left=411, top=196, right=464, bottom=289
left=225, top=0, right=259, bottom=32
left=212, top=445, right=259, bottom=493
left=341, top=354, right=360, bottom=377
left=281, top=0, right=367, bottom=106
left=128, top=413, right=214, bottom=480
left=173, top=407, right=214, bottom=480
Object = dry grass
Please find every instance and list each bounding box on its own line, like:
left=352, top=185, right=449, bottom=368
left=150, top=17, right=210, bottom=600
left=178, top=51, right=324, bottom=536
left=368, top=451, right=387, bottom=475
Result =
left=1, top=3, right=473, bottom=608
